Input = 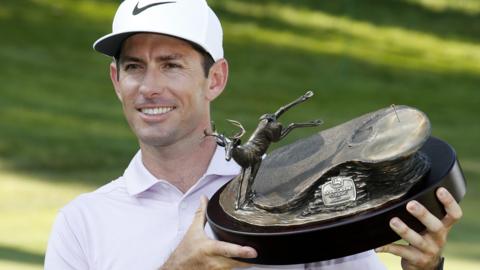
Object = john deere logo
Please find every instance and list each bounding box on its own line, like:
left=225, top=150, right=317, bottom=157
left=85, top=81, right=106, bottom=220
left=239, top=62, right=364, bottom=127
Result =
left=321, top=176, right=356, bottom=206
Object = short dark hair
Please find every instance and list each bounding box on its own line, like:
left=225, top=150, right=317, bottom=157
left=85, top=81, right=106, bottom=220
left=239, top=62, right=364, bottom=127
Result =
left=113, top=38, right=215, bottom=80
left=188, top=41, right=216, bottom=77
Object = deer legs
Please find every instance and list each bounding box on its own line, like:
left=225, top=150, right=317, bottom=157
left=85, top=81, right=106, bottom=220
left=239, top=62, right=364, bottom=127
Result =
left=274, top=91, right=314, bottom=118
left=280, top=120, right=323, bottom=140
left=236, top=161, right=262, bottom=210
left=235, top=168, right=246, bottom=210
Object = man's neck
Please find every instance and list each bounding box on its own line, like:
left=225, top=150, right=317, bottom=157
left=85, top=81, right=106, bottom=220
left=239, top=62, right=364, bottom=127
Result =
left=140, top=136, right=218, bottom=193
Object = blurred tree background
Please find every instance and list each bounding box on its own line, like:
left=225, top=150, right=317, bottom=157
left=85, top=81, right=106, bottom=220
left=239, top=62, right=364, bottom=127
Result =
left=0, top=0, right=479, bottom=269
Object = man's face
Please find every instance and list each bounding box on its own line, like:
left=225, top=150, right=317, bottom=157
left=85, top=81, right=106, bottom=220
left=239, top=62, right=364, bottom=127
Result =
left=110, top=33, right=225, bottom=148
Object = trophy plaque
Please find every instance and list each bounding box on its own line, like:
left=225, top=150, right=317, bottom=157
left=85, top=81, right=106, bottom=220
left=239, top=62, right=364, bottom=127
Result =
left=206, top=91, right=467, bottom=265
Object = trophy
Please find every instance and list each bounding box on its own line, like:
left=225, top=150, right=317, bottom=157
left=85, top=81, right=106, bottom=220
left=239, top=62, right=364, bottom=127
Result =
left=206, top=91, right=467, bottom=265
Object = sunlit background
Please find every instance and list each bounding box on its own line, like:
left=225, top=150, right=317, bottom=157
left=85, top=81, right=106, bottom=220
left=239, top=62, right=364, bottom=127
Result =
left=1, top=0, right=479, bottom=269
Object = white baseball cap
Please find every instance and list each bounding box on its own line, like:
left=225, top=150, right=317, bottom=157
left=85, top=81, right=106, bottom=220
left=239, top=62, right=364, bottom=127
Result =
left=93, top=0, right=224, bottom=61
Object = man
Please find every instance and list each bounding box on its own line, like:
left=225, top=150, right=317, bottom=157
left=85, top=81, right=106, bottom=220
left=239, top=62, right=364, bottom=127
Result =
left=45, top=0, right=463, bottom=269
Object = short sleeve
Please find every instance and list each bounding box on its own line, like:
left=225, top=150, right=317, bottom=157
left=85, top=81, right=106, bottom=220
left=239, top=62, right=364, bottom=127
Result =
left=44, top=211, right=89, bottom=270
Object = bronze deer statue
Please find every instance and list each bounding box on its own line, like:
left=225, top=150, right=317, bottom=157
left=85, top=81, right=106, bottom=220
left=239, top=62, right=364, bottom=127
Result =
left=205, top=91, right=323, bottom=210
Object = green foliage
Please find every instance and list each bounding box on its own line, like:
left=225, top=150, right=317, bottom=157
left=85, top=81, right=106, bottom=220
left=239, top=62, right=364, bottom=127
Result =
left=0, top=0, right=479, bottom=269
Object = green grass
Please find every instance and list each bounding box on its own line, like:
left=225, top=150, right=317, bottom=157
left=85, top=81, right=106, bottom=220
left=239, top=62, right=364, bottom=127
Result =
left=1, top=0, right=479, bottom=269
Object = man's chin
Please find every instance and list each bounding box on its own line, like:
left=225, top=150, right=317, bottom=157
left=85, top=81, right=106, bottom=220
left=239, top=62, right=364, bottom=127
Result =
left=138, top=135, right=176, bottom=148
left=134, top=128, right=175, bottom=146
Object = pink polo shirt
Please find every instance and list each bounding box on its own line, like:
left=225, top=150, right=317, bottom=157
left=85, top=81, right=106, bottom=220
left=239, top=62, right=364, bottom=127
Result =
left=45, top=147, right=386, bottom=270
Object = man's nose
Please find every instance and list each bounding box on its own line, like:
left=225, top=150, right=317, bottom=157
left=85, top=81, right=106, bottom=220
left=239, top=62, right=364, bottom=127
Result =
left=138, top=68, right=165, bottom=97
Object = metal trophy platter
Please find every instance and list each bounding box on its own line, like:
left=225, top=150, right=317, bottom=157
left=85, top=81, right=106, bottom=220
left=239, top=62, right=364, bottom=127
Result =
left=206, top=91, right=467, bottom=265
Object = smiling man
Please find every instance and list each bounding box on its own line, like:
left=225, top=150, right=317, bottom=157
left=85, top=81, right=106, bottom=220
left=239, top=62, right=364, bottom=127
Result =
left=44, top=0, right=462, bottom=269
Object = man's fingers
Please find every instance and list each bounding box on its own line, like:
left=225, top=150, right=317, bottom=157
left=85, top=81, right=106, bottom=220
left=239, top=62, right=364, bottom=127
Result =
left=375, top=243, right=429, bottom=266
left=192, top=196, right=209, bottom=229
left=376, top=243, right=441, bottom=269
left=203, top=255, right=254, bottom=270
left=436, top=187, right=463, bottom=228
left=375, top=243, right=416, bottom=259
left=208, top=257, right=253, bottom=269
left=388, top=217, right=433, bottom=253
left=406, top=200, right=444, bottom=235
left=208, top=240, right=257, bottom=259
left=378, top=189, right=463, bottom=269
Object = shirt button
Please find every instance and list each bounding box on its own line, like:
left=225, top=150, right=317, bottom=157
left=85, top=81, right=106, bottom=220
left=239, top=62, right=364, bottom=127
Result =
left=180, top=202, right=188, bottom=210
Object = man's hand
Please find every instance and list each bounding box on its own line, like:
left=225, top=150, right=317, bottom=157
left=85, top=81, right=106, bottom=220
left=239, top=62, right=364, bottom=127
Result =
left=376, top=187, right=463, bottom=270
left=161, top=196, right=257, bottom=270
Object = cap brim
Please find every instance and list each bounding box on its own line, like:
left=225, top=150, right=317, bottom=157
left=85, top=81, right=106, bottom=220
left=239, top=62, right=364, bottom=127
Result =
left=94, top=31, right=216, bottom=61
left=93, top=32, right=139, bottom=57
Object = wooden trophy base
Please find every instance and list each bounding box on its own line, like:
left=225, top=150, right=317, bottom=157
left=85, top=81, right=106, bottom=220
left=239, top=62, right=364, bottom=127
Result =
left=206, top=137, right=467, bottom=265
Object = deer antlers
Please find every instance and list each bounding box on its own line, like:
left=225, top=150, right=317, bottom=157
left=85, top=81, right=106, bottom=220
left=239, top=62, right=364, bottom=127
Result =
left=227, top=119, right=246, bottom=139
left=203, top=120, right=246, bottom=146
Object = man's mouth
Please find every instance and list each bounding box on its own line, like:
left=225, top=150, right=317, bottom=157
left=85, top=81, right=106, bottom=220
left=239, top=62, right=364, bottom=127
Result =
left=139, top=106, right=176, bottom=115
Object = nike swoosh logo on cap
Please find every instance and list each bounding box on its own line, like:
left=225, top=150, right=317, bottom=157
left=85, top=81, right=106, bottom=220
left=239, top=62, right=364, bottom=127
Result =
left=132, top=1, right=176, bottom=16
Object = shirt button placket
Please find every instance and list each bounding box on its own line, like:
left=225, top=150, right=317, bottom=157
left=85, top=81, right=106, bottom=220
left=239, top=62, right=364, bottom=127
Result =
left=177, top=201, right=189, bottom=235
left=180, top=202, right=188, bottom=211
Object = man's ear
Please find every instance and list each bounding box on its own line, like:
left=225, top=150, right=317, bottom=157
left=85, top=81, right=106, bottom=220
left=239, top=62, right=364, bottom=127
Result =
left=110, top=61, right=123, bottom=103
left=205, top=59, right=229, bottom=101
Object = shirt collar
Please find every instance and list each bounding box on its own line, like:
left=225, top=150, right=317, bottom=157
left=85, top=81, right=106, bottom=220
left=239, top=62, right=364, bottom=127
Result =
left=203, top=145, right=240, bottom=177
left=124, top=146, right=240, bottom=196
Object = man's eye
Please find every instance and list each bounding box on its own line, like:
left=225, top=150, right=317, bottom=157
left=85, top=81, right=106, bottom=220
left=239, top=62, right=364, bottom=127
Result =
left=124, top=63, right=141, bottom=71
left=164, top=63, right=182, bottom=69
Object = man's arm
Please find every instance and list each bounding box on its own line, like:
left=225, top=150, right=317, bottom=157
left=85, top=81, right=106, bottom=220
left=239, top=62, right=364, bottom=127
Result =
left=160, top=196, right=257, bottom=270
left=376, top=187, right=463, bottom=270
